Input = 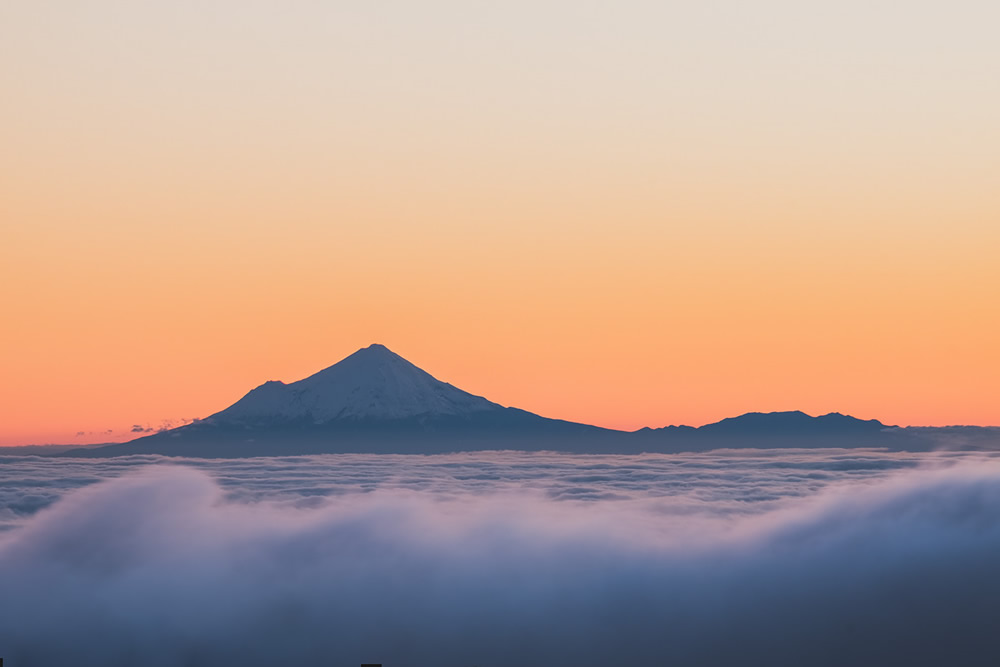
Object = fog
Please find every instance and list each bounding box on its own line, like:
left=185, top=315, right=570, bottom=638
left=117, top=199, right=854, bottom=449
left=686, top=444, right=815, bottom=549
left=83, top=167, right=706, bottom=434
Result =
left=1, top=450, right=999, bottom=666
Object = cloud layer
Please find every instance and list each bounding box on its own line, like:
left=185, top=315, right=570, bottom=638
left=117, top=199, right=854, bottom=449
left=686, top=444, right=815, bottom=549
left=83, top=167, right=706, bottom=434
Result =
left=1, top=451, right=999, bottom=666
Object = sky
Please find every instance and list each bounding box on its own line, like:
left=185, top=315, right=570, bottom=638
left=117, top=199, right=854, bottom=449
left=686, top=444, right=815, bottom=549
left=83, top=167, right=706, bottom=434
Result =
left=1, top=1, right=998, bottom=445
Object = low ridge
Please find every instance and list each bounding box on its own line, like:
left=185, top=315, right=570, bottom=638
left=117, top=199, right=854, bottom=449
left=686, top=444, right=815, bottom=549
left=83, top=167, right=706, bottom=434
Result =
left=698, top=410, right=888, bottom=435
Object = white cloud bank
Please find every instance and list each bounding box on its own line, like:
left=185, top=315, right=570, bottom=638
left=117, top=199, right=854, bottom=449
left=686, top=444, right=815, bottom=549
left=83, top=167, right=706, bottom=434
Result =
left=1, top=452, right=999, bottom=666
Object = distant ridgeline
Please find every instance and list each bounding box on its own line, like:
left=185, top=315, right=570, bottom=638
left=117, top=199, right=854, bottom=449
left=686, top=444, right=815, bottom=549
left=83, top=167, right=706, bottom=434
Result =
left=60, top=344, right=998, bottom=458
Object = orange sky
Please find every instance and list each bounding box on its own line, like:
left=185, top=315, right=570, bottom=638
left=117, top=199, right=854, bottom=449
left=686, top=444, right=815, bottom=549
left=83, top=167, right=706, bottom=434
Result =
left=2, top=1, right=998, bottom=445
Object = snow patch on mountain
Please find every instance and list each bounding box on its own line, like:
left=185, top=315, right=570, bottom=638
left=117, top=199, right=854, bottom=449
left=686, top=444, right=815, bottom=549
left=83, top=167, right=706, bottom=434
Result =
left=212, top=344, right=501, bottom=423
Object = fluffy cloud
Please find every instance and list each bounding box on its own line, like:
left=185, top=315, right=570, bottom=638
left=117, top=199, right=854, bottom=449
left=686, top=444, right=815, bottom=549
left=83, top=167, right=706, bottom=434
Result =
left=1, top=452, right=999, bottom=666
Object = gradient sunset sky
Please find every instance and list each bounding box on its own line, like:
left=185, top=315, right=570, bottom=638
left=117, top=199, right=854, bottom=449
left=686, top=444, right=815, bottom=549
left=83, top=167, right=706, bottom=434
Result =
left=2, top=1, right=998, bottom=445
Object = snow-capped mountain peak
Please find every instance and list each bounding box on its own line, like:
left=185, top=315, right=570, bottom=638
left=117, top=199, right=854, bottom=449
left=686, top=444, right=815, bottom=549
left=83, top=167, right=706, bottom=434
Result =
left=212, top=344, right=501, bottom=423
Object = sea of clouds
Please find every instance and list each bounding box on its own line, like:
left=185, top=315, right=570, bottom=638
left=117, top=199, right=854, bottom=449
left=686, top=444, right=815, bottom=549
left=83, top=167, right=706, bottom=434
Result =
left=2, top=449, right=1000, bottom=666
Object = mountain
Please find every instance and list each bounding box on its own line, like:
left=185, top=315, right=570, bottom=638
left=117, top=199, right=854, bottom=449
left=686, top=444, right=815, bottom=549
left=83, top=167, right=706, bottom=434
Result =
left=61, top=345, right=949, bottom=458
left=214, top=343, right=501, bottom=424
left=71, top=344, right=616, bottom=457
left=633, top=410, right=900, bottom=450
left=698, top=410, right=889, bottom=436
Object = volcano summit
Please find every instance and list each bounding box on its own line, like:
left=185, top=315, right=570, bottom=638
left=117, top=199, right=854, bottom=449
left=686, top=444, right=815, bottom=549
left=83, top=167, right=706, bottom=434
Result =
left=216, top=344, right=502, bottom=423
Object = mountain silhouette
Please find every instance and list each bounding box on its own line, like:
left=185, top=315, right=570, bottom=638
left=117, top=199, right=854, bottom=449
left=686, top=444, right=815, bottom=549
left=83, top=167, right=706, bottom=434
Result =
left=698, top=410, right=888, bottom=435
left=63, top=345, right=932, bottom=458
left=74, top=344, right=614, bottom=457
left=631, top=409, right=896, bottom=450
